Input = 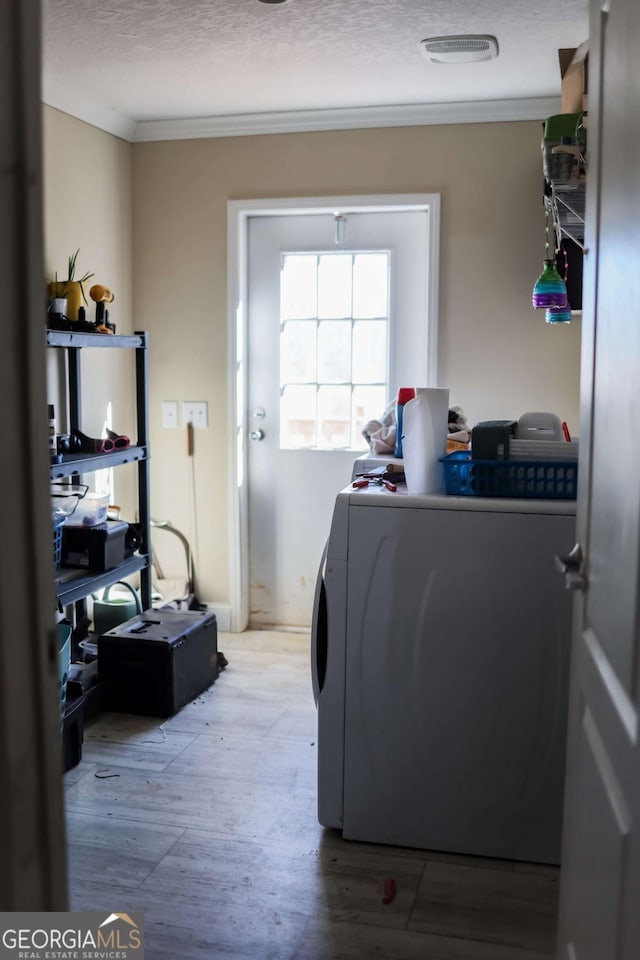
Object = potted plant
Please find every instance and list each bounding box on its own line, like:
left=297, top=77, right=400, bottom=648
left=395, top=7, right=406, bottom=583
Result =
left=48, top=250, right=94, bottom=321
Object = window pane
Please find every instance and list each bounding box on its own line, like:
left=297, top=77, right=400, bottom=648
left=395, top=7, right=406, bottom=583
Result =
left=318, top=320, right=351, bottom=383
left=318, top=385, right=351, bottom=449
left=352, top=320, right=387, bottom=384
left=278, top=250, right=390, bottom=451
left=281, top=385, right=317, bottom=449
left=318, top=254, right=352, bottom=319
left=353, top=253, right=389, bottom=318
left=281, top=320, right=316, bottom=383
left=352, top=386, right=387, bottom=449
left=281, top=255, right=317, bottom=320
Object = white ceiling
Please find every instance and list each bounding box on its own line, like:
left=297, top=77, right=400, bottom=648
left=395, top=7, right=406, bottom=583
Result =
left=42, top=0, right=589, bottom=141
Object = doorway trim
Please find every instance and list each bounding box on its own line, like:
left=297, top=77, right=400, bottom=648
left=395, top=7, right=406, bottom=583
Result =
left=1, top=0, right=69, bottom=908
left=227, top=194, right=441, bottom=631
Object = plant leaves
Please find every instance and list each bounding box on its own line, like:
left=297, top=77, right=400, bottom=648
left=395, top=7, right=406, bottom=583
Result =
left=67, top=248, right=80, bottom=281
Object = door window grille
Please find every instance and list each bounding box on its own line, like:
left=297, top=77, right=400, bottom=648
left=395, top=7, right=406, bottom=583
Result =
left=279, top=252, right=389, bottom=450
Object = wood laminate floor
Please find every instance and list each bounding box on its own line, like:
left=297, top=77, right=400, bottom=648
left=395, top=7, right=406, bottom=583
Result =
left=65, top=630, right=559, bottom=959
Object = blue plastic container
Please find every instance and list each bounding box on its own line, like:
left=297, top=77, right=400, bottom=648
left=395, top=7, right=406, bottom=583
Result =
left=440, top=452, right=578, bottom=500
left=52, top=516, right=65, bottom=571
left=394, top=387, right=415, bottom=458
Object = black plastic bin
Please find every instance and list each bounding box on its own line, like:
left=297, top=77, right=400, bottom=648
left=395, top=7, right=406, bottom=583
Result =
left=62, top=681, right=85, bottom=772
left=98, top=609, right=218, bottom=717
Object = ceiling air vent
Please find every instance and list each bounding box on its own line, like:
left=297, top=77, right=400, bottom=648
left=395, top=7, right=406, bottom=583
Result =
left=420, top=35, right=499, bottom=63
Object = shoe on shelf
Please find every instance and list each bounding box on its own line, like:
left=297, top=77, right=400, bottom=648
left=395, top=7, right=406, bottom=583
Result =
left=106, top=429, right=130, bottom=449
left=70, top=429, right=115, bottom=454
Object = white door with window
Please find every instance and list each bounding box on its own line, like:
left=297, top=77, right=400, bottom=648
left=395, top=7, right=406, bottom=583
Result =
left=245, top=205, right=438, bottom=628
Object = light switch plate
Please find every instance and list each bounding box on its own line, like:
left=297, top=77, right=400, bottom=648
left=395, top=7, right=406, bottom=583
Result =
left=161, top=401, right=178, bottom=428
left=182, top=401, right=208, bottom=429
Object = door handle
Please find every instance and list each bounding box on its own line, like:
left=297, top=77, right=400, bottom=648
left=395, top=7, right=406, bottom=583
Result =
left=554, top=542, right=587, bottom=591
left=249, top=429, right=265, bottom=441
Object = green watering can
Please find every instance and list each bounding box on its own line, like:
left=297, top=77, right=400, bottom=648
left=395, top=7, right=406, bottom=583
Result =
left=92, top=581, right=142, bottom=636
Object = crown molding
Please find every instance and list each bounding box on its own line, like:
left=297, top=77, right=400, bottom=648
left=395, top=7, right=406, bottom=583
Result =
left=42, top=76, right=137, bottom=142
left=133, top=96, right=561, bottom=142
left=41, top=81, right=561, bottom=143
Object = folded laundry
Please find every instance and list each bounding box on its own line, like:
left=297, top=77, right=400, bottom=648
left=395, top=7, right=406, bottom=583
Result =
left=362, top=400, right=471, bottom=456
left=362, top=400, right=397, bottom=455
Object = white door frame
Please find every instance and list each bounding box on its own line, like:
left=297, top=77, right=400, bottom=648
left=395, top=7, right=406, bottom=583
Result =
left=227, top=194, right=441, bottom=632
left=0, top=0, right=68, bottom=908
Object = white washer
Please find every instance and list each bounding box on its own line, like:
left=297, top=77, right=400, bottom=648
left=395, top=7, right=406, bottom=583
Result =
left=351, top=454, right=403, bottom=479
left=312, top=484, right=576, bottom=863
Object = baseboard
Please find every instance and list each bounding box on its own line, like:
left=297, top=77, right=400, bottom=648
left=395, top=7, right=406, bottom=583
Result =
left=203, top=606, right=310, bottom=633
left=205, top=604, right=232, bottom=632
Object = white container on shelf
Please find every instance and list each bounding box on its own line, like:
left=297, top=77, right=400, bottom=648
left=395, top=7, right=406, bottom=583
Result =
left=65, top=492, right=109, bottom=526
left=401, top=387, right=450, bottom=494
left=510, top=439, right=579, bottom=461
left=516, top=412, right=563, bottom=441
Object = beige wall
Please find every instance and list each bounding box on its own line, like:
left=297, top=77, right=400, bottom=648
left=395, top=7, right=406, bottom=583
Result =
left=132, top=121, right=581, bottom=607
left=42, top=106, right=137, bottom=518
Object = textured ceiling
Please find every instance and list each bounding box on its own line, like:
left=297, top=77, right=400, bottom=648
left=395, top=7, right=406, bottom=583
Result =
left=42, top=0, right=589, bottom=123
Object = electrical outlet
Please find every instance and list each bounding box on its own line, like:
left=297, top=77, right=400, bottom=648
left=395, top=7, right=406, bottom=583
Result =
left=161, top=401, right=178, bottom=428
left=182, top=401, right=208, bottom=429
